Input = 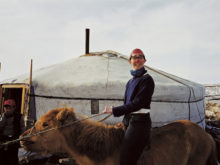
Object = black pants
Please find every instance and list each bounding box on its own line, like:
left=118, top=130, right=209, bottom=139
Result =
left=0, top=136, right=19, bottom=165
left=120, top=114, right=151, bottom=165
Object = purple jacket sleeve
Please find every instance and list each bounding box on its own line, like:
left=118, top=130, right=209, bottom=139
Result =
left=112, top=75, right=155, bottom=117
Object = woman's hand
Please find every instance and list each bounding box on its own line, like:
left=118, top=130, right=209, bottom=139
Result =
left=103, top=106, right=113, bottom=114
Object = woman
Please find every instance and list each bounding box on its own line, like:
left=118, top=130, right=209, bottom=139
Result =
left=104, top=48, right=155, bottom=165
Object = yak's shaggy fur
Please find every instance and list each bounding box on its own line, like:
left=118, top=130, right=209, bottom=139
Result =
left=21, top=107, right=218, bottom=165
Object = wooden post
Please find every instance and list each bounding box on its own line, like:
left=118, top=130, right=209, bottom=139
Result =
left=0, top=86, right=3, bottom=113
left=85, top=28, right=90, bottom=54
left=25, top=59, right=33, bottom=127
left=29, top=59, right=33, bottom=96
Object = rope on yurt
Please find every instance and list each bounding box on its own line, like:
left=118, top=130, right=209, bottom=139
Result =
left=28, top=93, right=204, bottom=103
left=28, top=94, right=124, bottom=101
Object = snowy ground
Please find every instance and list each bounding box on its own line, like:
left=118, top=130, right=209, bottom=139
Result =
left=205, top=84, right=220, bottom=165
left=205, top=84, right=220, bottom=104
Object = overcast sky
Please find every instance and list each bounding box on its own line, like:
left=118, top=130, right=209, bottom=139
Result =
left=0, top=0, right=220, bottom=84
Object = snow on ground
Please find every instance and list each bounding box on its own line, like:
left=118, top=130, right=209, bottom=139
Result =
left=205, top=84, right=220, bottom=104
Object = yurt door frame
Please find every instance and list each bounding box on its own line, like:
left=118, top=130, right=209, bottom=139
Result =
left=0, top=84, right=28, bottom=115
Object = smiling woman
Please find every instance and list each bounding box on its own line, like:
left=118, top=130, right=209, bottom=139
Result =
left=103, top=48, right=154, bottom=165
left=129, top=49, right=146, bottom=70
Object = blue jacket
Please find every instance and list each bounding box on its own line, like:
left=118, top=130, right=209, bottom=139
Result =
left=112, top=72, right=155, bottom=117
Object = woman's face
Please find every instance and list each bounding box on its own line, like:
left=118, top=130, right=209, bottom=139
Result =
left=129, top=54, right=146, bottom=70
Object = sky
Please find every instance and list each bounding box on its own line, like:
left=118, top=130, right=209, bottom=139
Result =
left=0, top=0, right=220, bottom=84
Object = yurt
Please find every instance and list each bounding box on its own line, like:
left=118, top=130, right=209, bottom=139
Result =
left=0, top=50, right=206, bottom=128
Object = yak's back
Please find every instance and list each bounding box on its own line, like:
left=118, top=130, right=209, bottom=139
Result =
left=139, top=120, right=216, bottom=165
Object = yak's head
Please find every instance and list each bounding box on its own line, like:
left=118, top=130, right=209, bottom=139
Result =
left=20, top=107, right=77, bottom=155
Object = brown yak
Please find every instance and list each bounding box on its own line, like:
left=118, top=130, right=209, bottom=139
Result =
left=20, top=107, right=218, bottom=165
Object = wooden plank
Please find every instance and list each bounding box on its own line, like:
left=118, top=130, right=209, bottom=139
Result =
left=91, top=100, right=99, bottom=114
left=0, top=86, right=3, bottom=113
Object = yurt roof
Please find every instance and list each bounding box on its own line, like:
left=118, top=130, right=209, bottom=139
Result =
left=0, top=50, right=205, bottom=103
